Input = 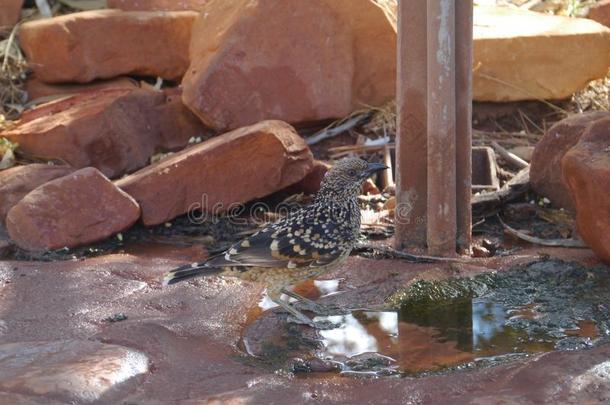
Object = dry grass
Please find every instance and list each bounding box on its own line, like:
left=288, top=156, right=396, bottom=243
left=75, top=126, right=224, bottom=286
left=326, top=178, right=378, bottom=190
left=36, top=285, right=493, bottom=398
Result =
left=0, top=25, right=27, bottom=122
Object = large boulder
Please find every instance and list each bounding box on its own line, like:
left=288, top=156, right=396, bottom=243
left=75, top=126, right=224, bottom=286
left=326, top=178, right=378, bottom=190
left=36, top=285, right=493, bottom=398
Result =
left=562, top=117, right=610, bottom=263
left=6, top=167, right=141, bottom=251
left=1, top=88, right=205, bottom=178
left=182, top=0, right=396, bottom=131
left=0, top=164, right=74, bottom=223
left=182, top=0, right=351, bottom=131
left=182, top=2, right=610, bottom=131
left=530, top=112, right=610, bottom=210
left=18, top=10, right=197, bottom=83
left=116, top=120, right=314, bottom=226
left=107, top=0, right=208, bottom=11
left=473, top=6, right=610, bottom=101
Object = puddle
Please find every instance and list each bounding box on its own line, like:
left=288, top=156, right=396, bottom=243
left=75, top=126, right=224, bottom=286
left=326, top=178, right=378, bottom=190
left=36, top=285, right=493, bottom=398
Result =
left=241, top=260, right=609, bottom=377
left=313, top=298, right=558, bottom=376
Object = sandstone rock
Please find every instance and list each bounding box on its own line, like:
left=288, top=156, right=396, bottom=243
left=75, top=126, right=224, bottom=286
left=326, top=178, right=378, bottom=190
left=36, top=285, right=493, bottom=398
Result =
left=562, top=117, right=610, bottom=263
left=25, top=76, right=138, bottom=101
left=2, top=88, right=205, bottom=178
left=0, top=164, right=74, bottom=223
left=116, top=120, right=313, bottom=226
left=0, top=340, right=148, bottom=403
left=6, top=167, right=140, bottom=251
left=19, top=10, right=197, bottom=83
left=530, top=112, right=610, bottom=210
left=0, top=0, right=22, bottom=28
left=182, top=0, right=355, bottom=131
left=587, top=0, right=610, bottom=27
left=107, top=0, right=208, bottom=11
left=473, top=6, right=610, bottom=101
left=287, top=160, right=330, bottom=195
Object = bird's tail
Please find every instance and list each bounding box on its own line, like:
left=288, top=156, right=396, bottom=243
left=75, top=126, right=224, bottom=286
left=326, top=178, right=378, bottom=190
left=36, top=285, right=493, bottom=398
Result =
left=162, top=262, right=223, bottom=286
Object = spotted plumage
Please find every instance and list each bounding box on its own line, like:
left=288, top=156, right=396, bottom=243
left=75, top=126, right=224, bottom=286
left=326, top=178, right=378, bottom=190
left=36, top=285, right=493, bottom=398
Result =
left=163, top=158, right=387, bottom=327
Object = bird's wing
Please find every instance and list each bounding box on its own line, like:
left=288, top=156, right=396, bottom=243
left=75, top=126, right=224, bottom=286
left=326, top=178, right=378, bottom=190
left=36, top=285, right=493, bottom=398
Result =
left=206, top=210, right=353, bottom=269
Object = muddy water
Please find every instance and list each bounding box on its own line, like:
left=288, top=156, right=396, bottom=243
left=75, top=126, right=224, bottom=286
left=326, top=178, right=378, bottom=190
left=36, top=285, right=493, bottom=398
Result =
left=313, top=299, right=559, bottom=376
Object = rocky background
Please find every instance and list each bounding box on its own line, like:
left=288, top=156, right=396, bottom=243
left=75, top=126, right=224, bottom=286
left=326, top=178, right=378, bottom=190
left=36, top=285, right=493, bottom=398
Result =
left=0, top=0, right=609, bottom=404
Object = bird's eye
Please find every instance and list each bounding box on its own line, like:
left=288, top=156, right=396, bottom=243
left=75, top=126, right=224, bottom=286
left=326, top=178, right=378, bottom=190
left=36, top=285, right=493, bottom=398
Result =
left=347, top=169, right=357, bottom=177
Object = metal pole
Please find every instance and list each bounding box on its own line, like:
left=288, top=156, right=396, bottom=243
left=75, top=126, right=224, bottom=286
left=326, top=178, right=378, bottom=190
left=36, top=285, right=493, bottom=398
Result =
left=426, top=0, right=456, bottom=256
left=394, top=0, right=428, bottom=251
left=394, top=0, right=472, bottom=256
left=456, top=0, right=474, bottom=253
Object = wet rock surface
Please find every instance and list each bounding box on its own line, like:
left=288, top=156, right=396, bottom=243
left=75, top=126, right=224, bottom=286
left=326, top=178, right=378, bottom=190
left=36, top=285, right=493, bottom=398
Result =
left=0, top=340, right=149, bottom=403
left=563, top=116, right=610, bottom=263
left=0, top=164, right=74, bottom=223
left=0, top=247, right=607, bottom=404
left=116, top=120, right=314, bottom=226
left=6, top=167, right=140, bottom=251
left=3, top=88, right=205, bottom=178
left=18, top=9, right=197, bottom=83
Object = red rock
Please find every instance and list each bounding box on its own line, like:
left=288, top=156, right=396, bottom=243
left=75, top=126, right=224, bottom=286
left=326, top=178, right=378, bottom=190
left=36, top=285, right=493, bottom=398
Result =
left=116, top=120, right=314, bottom=226
left=19, top=10, right=197, bottom=83
left=6, top=167, right=140, bottom=251
left=587, top=0, right=610, bottom=27
left=530, top=111, right=610, bottom=210
left=182, top=0, right=354, bottom=131
left=2, top=88, right=205, bottom=178
left=0, top=164, right=74, bottom=223
left=0, top=0, right=22, bottom=28
left=362, top=178, right=381, bottom=195
left=107, top=0, right=208, bottom=11
left=287, top=160, right=330, bottom=195
left=562, top=116, right=610, bottom=263
left=25, top=76, right=138, bottom=101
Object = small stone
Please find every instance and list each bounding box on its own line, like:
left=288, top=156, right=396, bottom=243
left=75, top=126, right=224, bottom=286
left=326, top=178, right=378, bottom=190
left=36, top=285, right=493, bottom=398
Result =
left=0, top=340, right=148, bottom=403
left=19, top=10, right=197, bottom=83
left=472, top=245, right=491, bottom=258
left=6, top=168, right=141, bottom=251
left=0, top=164, right=74, bottom=223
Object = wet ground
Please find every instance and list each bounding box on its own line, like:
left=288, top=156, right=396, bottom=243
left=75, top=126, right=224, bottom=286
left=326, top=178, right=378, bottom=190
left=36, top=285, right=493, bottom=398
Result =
left=0, top=222, right=609, bottom=403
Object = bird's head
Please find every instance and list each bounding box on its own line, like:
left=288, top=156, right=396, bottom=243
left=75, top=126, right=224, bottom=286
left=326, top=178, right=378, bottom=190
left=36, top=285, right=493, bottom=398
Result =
left=317, top=158, right=388, bottom=202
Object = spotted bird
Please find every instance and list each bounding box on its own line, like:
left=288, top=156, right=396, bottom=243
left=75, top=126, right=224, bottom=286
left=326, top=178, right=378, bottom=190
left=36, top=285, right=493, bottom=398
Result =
left=163, top=158, right=387, bottom=328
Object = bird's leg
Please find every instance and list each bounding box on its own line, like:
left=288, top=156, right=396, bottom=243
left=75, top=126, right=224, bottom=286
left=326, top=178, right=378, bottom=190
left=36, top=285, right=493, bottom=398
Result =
left=280, top=287, right=339, bottom=316
left=269, top=291, right=338, bottom=330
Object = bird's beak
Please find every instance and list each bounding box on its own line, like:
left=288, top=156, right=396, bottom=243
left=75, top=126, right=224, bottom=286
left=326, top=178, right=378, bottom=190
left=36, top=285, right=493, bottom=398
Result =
left=363, top=162, right=389, bottom=178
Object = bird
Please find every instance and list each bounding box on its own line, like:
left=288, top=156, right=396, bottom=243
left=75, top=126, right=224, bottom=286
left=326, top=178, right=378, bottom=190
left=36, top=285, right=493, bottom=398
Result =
left=162, top=157, right=388, bottom=328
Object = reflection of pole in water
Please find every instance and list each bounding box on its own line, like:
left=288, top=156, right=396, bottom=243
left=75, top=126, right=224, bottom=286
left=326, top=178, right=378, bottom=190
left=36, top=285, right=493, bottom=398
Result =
left=472, top=299, right=506, bottom=349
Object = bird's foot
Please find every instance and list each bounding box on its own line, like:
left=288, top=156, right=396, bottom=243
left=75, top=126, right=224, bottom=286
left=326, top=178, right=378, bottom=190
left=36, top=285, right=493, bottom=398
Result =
left=280, top=287, right=345, bottom=316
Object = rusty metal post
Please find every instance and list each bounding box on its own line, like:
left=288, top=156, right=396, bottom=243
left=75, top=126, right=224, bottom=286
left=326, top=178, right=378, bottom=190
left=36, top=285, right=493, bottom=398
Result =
left=395, top=0, right=473, bottom=256
left=394, top=0, right=428, bottom=251
left=456, top=0, right=474, bottom=253
left=426, top=0, right=456, bottom=255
